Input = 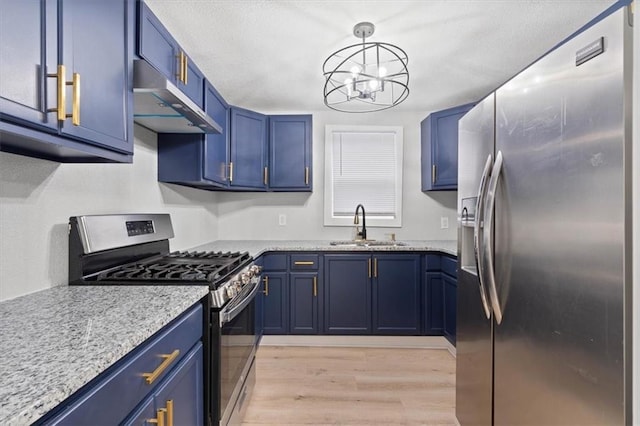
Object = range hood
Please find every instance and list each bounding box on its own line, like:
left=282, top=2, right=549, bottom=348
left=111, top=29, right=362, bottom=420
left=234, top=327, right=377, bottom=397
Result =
left=133, top=60, right=221, bottom=134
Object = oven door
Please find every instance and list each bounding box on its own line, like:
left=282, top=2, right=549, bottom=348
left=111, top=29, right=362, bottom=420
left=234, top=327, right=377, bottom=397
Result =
left=218, top=279, right=260, bottom=425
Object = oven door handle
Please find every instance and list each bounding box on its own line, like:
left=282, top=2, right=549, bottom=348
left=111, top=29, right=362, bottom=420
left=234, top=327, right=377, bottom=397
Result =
left=219, top=278, right=260, bottom=326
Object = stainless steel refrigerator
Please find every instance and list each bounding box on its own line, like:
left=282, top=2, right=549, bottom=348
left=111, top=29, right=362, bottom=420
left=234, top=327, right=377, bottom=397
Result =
left=456, top=4, right=634, bottom=425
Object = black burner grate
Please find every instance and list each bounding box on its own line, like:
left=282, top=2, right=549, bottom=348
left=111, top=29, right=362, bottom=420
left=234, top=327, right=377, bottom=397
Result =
left=94, top=250, right=252, bottom=287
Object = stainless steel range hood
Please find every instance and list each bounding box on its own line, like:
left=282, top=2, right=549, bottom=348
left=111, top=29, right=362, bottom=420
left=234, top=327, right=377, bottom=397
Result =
left=133, top=60, right=221, bottom=134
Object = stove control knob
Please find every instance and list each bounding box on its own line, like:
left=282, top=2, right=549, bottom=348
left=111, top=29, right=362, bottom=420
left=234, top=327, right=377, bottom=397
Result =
left=226, top=286, right=236, bottom=298
left=250, top=265, right=262, bottom=275
left=240, top=273, right=250, bottom=284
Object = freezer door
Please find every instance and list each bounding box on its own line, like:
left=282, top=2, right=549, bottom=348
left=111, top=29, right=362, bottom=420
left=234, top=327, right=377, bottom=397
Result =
left=456, top=93, right=494, bottom=426
left=492, top=8, right=630, bottom=425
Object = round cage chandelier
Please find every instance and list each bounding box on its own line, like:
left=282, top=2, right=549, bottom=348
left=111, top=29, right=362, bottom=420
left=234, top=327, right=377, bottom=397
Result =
left=323, top=22, right=409, bottom=113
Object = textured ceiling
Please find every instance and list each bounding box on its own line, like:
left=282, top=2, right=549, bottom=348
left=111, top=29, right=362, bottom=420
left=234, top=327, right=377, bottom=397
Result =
left=144, top=0, right=615, bottom=114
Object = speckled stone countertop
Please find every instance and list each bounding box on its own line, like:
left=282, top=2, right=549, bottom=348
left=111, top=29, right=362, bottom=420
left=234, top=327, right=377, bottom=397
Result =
left=0, top=285, right=209, bottom=425
left=189, top=240, right=457, bottom=257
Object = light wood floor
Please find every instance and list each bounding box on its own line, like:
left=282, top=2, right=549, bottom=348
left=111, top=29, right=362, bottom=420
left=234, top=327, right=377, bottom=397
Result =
left=241, top=346, right=456, bottom=425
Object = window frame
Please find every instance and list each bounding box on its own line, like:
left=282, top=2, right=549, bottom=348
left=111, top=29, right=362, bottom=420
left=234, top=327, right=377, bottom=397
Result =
left=323, top=124, right=404, bottom=228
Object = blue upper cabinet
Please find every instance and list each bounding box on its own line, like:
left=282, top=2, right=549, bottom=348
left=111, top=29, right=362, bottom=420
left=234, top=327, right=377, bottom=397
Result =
left=157, top=81, right=229, bottom=188
left=421, top=102, right=475, bottom=191
left=229, top=107, right=268, bottom=190
left=0, top=0, right=134, bottom=163
left=138, top=1, right=204, bottom=108
left=268, top=115, right=312, bottom=191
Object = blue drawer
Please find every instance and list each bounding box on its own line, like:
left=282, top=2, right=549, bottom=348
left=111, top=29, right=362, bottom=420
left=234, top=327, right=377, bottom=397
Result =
left=45, top=303, right=203, bottom=425
left=425, top=254, right=441, bottom=271
left=441, top=255, right=458, bottom=278
left=262, top=253, right=287, bottom=271
left=290, top=254, right=319, bottom=270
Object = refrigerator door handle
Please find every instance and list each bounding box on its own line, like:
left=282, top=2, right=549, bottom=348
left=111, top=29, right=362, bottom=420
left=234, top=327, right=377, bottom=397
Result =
left=483, top=150, right=504, bottom=324
left=474, top=154, right=493, bottom=319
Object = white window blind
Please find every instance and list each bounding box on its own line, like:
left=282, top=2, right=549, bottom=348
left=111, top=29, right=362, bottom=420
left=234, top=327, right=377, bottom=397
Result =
left=324, top=125, right=403, bottom=227
left=332, top=132, right=396, bottom=217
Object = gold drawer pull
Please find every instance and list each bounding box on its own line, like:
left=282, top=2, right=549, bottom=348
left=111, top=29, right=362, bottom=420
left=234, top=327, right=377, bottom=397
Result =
left=294, top=261, right=314, bottom=266
left=143, top=350, right=180, bottom=384
left=263, top=276, right=269, bottom=296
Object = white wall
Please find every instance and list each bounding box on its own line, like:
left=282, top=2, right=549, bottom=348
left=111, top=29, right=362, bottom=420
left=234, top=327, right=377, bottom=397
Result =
left=216, top=109, right=458, bottom=241
left=0, top=125, right=220, bottom=301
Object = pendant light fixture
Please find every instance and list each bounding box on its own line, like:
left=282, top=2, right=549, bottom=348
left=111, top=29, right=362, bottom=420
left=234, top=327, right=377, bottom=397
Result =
left=323, top=22, right=409, bottom=113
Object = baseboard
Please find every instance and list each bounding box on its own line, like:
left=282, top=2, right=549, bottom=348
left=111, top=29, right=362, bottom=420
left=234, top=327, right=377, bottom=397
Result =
left=260, top=335, right=457, bottom=357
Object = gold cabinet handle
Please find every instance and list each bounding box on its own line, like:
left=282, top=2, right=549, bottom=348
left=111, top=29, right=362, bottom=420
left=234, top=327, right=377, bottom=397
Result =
left=263, top=276, right=269, bottom=296
left=182, top=53, right=188, bottom=84
left=148, top=408, right=166, bottom=426
left=166, top=400, right=174, bottom=426
left=374, top=258, right=378, bottom=278
left=432, top=164, right=437, bottom=184
left=294, top=261, right=314, bottom=266
left=67, top=72, right=80, bottom=126
left=368, top=258, right=372, bottom=278
left=176, top=51, right=185, bottom=83
left=313, top=276, right=317, bottom=297
left=264, top=167, right=268, bottom=185
left=47, top=65, right=66, bottom=121
left=229, top=162, right=234, bottom=182
left=143, top=349, right=180, bottom=384
left=305, top=167, right=309, bottom=185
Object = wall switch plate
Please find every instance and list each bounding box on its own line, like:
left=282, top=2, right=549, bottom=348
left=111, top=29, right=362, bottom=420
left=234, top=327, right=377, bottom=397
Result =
left=278, top=214, right=287, bottom=226
left=441, top=216, right=449, bottom=229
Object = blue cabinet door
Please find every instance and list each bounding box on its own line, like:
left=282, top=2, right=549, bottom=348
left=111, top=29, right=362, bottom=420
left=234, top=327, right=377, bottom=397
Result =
left=262, top=272, right=288, bottom=334
left=229, top=107, right=267, bottom=189
left=424, top=271, right=445, bottom=335
left=137, top=1, right=203, bottom=108
left=421, top=103, right=475, bottom=191
left=0, top=0, right=57, bottom=130
left=203, top=82, right=229, bottom=186
left=59, top=0, right=133, bottom=153
left=289, top=272, right=320, bottom=334
left=443, top=273, right=457, bottom=345
left=323, top=254, right=371, bottom=334
left=268, top=115, right=312, bottom=191
left=124, top=343, right=204, bottom=426
left=372, top=254, right=421, bottom=335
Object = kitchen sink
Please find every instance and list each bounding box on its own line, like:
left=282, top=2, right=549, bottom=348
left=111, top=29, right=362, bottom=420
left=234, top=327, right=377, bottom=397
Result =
left=329, top=240, right=407, bottom=247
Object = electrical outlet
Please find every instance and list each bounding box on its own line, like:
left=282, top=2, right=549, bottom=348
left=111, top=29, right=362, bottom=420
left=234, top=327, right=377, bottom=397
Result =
left=440, top=216, right=449, bottom=229
left=278, top=214, right=287, bottom=226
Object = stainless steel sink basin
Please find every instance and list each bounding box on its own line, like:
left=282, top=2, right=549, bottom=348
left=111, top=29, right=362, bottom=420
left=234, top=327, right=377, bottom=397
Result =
left=329, top=240, right=407, bottom=247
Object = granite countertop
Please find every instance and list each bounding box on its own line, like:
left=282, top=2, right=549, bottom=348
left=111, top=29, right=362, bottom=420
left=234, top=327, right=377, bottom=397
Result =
left=0, top=285, right=209, bottom=425
left=189, top=240, right=458, bottom=257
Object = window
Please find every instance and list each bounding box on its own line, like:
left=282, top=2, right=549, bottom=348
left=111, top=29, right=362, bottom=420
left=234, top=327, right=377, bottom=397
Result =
left=324, top=125, right=403, bottom=227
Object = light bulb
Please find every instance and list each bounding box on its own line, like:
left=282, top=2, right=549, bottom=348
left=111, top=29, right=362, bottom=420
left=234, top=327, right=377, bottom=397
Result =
left=369, top=79, right=379, bottom=90
left=378, top=66, right=387, bottom=78
left=350, top=66, right=361, bottom=76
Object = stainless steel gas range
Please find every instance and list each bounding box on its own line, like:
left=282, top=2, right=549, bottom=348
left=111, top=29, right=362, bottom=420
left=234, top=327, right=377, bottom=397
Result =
left=68, top=214, right=262, bottom=426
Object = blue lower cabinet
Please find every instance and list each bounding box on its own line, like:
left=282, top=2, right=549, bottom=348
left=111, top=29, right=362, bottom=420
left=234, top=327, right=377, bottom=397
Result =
left=39, top=303, right=204, bottom=425
left=323, top=254, right=371, bottom=334
left=262, top=272, right=288, bottom=334
left=123, top=343, right=204, bottom=426
left=289, top=272, right=321, bottom=334
left=443, top=273, right=457, bottom=345
left=372, top=254, right=421, bottom=335
left=424, top=271, right=445, bottom=335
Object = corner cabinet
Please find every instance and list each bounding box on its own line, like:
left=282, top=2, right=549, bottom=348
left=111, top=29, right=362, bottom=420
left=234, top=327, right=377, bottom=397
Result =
left=0, top=0, right=134, bottom=163
left=268, top=115, right=313, bottom=191
left=421, top=102, right=475, bottom=191
left=37, top=303, right=204, bottom=425
left=229, top=107, right=268, bottom=190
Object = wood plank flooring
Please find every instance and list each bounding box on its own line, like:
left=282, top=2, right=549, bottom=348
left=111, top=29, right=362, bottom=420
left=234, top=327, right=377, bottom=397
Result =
left=241, top=346, right=456, bottom=425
